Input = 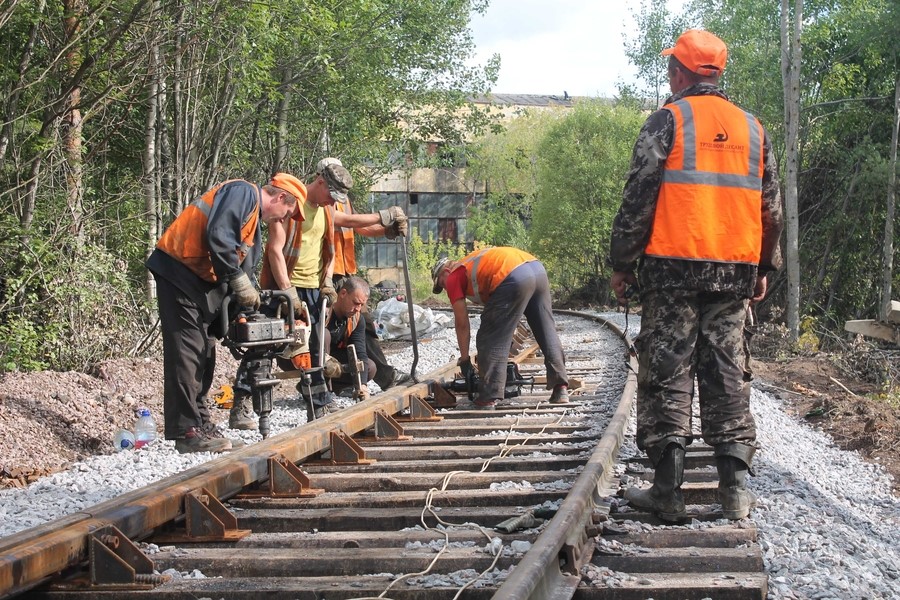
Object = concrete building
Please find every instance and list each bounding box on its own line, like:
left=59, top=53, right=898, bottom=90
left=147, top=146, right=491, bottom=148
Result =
left=356, top=93, right=577, bottom=282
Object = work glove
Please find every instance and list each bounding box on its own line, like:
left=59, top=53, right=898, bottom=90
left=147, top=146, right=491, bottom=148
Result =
left=282, top=286, right=305, bottom=320
left=323, top=354, right=343, bottom=379
left=457, top=356, right=474, bottom=380
left=230, top=272, right=260, bottom=310
left=384, top=217, right=408, bottom=240
left=321, top=277, right=338, bottom=306
left=379, top=206, right=406, bottom=227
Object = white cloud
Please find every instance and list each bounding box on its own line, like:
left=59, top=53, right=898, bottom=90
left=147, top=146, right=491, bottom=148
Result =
left=469, top=0, right=686, bottom=97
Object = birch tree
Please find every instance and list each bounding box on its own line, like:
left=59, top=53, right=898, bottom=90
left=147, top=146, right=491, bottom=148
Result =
left=780, top=0, right=802, bottom=341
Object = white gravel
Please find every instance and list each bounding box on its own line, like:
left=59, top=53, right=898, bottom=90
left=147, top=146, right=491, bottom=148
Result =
left=1, top=310, right=898, bottom=600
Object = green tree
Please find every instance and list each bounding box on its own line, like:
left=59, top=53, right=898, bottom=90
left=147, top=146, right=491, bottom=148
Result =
left=466, top=108, right=561, bottom=248
left=531, top=101, right=645, bottom=303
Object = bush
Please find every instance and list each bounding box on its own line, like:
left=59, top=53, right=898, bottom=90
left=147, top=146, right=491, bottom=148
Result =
left=0, top=237, right=151, bottom=373
left=405, top=232, right=468, bottom=303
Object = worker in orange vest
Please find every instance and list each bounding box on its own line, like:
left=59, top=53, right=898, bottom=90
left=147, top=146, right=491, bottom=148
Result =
left=147, top=174, right=303, bottom=453
left=609, top=29, right=784, bottom=522
left=258, top=159, right=406, bottom=422
left=431, top=246, right=569, bottom=409
left=324, top=158, right=410, bottom=391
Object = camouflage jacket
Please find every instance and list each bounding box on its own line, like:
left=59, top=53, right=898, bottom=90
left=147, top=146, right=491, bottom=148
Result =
left=608, top=84, right=784, bottom=297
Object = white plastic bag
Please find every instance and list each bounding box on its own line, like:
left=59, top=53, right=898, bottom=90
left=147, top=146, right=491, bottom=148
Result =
left=372, top=297, right=451, bottom=340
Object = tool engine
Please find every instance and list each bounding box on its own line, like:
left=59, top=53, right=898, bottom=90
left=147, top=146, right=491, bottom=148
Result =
left=443, top=361, right=535, bottom=402
left=221, top=290, right=312, bottom=438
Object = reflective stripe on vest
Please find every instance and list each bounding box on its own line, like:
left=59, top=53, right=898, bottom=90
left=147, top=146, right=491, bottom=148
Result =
left=645, top=96, right=764, bottom=264
left=156, top=179, right=259, bottom=283
left=460, top=247, right=535, bottom=304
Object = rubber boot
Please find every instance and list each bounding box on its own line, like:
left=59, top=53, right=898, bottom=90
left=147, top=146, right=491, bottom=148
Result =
left=624, top=443, right=687, bottom=522
left=228, top=393, right=257, bottom=430
left=716, top=456, right=757, bottom=519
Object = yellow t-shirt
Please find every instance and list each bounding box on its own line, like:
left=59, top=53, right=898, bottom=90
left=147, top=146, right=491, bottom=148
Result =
left=290, top=201, right=326, bottom=287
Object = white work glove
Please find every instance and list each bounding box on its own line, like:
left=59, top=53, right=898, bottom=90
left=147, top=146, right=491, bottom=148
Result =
left=379, top=206, right=406, bottom=227
left=321, top=277, right=338, bottom=306
left=230, top=272, right=260, bottom=309
left=323, top=354, right=343, bottom=379
left=282, top=286, right=305, bottom=321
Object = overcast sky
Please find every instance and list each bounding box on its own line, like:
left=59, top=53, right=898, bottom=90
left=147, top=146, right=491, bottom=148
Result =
left=468, top=0, right=687, bottom=98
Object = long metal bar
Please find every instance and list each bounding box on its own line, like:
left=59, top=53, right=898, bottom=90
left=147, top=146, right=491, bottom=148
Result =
left=491, top=314, right=637, bottom=600
left=0, top=363, right=456, bottom=599
left=398, top=237, right=419, bottom=379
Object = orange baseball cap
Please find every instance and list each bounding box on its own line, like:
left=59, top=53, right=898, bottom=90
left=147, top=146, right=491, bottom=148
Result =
left=662, top=29, right=727, bottom=77
left=270, top=173, right=307, bottom=221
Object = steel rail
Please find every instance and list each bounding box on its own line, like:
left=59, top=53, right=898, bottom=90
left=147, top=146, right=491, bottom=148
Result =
left=0, top=364, right=459, bottom=599
left=492, top=311, right=637, bottom=600
left=0, top=309, right=628, bottom=600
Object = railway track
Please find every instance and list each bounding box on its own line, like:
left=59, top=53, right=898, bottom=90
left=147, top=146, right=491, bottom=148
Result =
left=0, top=311, right=768, bottom=599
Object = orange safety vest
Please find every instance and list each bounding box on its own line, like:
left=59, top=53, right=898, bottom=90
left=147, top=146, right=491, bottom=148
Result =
left=156, top=179, right=259, bottom=283
left=645, top=95, right=764, bottom=265
left=333, top=312, right=361, bottom=349
left=333, top=203, right=357, bottom=276
left=456, top=247, right=535, bottom=305
left=259, top=202, right=335, bottom=289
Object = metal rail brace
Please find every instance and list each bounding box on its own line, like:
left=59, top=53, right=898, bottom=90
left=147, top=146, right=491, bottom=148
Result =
left=428, top=383, right=458, bottom=408
left=236, top=455, right=324, bottom=499
left=355, top=410, right=411, bottom=442
left=394, top=394, right=442, bottom=422
left=308, top=431, right=376, bottom=466
left=69, top=525, right=169, bottom=591
left=154, top=487, right=251, bottom=544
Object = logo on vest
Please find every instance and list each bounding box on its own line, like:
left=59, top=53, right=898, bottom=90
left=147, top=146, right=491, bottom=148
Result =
left=701, top=128, right=745, bottom=153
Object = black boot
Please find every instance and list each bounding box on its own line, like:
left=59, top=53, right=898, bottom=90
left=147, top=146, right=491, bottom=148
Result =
left=716, top=456, right=757, bottom=519
left=624, top=442, right=687, bottom=522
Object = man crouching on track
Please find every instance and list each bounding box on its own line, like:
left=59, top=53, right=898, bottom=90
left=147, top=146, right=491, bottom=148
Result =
left=608, top=30, right=784, bottom=521
left=147, top=174, right=303, bottom=453
left=321, top=276, right=377, bottom=401
left=431, top=246, right=569, bottom=410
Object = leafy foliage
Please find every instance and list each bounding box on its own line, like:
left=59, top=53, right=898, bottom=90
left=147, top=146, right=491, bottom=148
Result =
left=531, top=101, right=645, bottom=304
left=0, top=0, right=496, bottom=371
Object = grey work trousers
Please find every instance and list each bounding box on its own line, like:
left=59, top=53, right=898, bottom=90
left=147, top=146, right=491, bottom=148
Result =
left=476, top=261, right=568, bottom=401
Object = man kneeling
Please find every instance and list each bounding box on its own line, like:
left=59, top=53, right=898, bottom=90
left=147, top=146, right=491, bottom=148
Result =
left=321, top=276, right=376, bottom=407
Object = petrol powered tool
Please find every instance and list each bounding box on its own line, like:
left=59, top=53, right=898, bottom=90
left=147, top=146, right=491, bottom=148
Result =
left=443, top=359, right=535, bottom=402
left=221, top=290, right=313, bottom=438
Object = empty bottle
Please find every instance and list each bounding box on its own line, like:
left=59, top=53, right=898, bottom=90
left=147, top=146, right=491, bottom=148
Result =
left=113, top=429, right=135, bottom=451
left=133, top=408, right=158, bottom=448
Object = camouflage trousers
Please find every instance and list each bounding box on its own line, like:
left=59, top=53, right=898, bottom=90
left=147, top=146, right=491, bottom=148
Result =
left=634, top=288, right=756, bottom=461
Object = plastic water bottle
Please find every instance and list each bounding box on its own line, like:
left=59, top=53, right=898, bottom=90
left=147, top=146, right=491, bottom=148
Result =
left=133, top=408, right=157, bottom=449
left=113, top=429, right=135, bottom=451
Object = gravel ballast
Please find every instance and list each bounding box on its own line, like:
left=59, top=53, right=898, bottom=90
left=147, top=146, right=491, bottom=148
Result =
left=0, top=311, right=897, bottom=599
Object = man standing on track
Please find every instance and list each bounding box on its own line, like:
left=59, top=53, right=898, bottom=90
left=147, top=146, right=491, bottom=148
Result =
left=147, top=174, right=303, bottom=453
left=324, top=157, right=410, bottom=392
left=608, top=29, right=784, bottom=521
left=431, top=246, right=569, bottom=409
left=258, top=159, right=407, bottom=421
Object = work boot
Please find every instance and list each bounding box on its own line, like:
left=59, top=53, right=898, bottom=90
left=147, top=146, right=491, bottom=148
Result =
left=716, top=456, right=757, bottom=519
left=472, top=398, right=497, bottom=410
left=175, top=427, right=232, bottom=454
left=549, top=384, right=570, bottom=404
left=228, top=393, right=257, bottom=430
left=202, top=422, right=246, bottom=448
left=624, top=443, right=687, bottom=522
